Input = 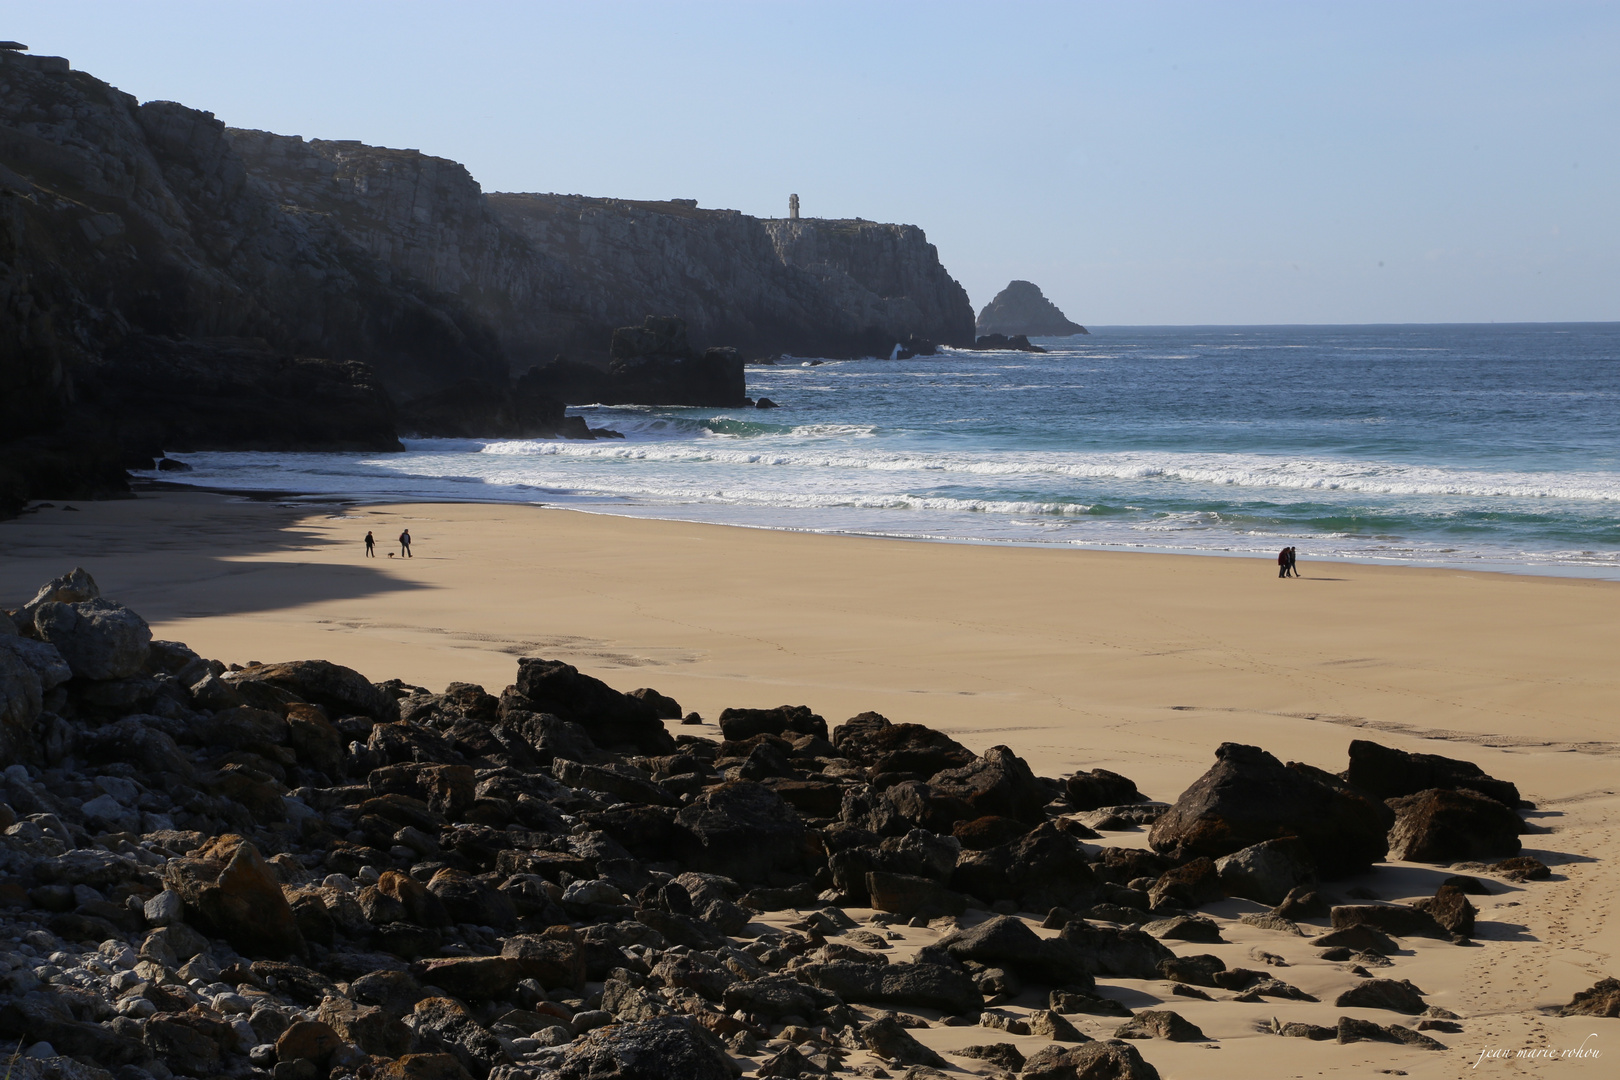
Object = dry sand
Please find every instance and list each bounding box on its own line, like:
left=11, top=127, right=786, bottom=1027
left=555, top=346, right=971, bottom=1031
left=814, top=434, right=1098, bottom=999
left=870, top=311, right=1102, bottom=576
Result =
left=3, top=490, right=1618, bottom=1077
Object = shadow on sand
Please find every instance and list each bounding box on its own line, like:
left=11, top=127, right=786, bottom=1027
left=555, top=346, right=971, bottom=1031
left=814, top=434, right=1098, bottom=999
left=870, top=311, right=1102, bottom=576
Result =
left=0, top=491, right=428, bottom=621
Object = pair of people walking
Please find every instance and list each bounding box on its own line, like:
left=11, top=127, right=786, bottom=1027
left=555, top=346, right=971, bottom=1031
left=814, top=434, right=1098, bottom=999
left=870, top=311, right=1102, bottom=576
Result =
left=1277, top=546, right=1299, bottom=578
left=363, top=529, right=411, bottom=557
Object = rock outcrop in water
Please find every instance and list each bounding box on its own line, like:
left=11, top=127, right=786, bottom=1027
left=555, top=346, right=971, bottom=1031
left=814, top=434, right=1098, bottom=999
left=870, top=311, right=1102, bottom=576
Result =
left=0, top=568, right=1552, bottom=1078
left=0, top=46, right=973, bottom=513
left=976, top=281, right=1087, bottom=338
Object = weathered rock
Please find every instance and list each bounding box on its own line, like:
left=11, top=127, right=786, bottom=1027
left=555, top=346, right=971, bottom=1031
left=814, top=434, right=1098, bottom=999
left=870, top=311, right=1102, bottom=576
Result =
left=929, top=746, right=1048, bottom=823
left=1334, top=1016, right=1444, bottom=1048
left=227, top=659, right=400, bottom=721
left=936, top=915, right=1095, bottom=987
left=673, top=781, right=805, bottom=882
left=1214, top=838, right=1317, bottom=906
left=717, top=704, right=827, bottom=741
left=1560, top=977, right=1620, bottom=1018
left=859, top=1016, right=946, bottom=1068
left=1330, top=904, right=1450, bottom=940
left=1385, top=788, right=1523, bottom=863
left=798, top=960, right=983, bottom=1014
left=373, top=1055, right=475, bottom=1080
left=20, top=568, right=100, bottom=620
left=1114, top=1010, right=1207, bottom=1042
left=1064, top=769, right=1142, bottom=811
left=1049, top=989, right=1133, bottom=1017
left=950, top=822, right=1101, bottom=912
left=952, top=815, right=1031, bottom=850
left=1492, top=855, right=1551, bottom=881
left=33, top=599, right=151, bottom=680
left=1412, top=885, right=1478, bottom=936
left=1057, top=922, right=1176, bottom=979
left=277, top=1019, right=342, bottom=1066
left=556, top=1015, right=735, bottom=1080
left=831, top=713, right=976, bottom=782
left=503, top=931, right=587, bottom=990
left=957, top=1043, right=1025, bottom=1071
left=411, top=997, right=510, bottom=1076
left=1345, top=739, right=1520, bottom=808
left=162, top=834, right=305, bottom=957
left=427, top=868, right=518, bottom=930
left=1334, top=978, right=1427, bottom=1014
left=510, top=658, right=673, bottom=755
left=1273, top=885, right=1331, bottom=920
left=317, top=996, right=413, bottom=1057
left=1148, top=743, right=1393, bottom=877
left=417, top=957, right=526, bottom=1001
left=866, top=872, right=968, bottom=918
left=1157, top=953, right=1226, bottom=987
left=627, top=687, right=682, bottom=720
left=1312, top=924, right=1399, bottom=955
left=1022, top=1040, right=1160, bottom=1080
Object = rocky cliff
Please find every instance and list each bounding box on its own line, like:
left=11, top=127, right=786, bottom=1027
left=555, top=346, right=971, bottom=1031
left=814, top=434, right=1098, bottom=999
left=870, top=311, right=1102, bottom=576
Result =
left=976, top=280, right=1087, bottom=337
left=0, top=46, right=974, bottom=513
left=229, top=131, right=976, bottom=363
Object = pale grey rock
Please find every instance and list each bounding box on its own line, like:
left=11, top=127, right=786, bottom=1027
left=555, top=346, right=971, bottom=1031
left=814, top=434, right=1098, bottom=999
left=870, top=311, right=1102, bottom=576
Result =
left=33, top=599, right=151, bottom=681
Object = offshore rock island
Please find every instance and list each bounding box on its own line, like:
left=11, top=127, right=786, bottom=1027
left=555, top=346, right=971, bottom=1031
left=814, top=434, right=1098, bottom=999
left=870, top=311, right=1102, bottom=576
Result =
left=0, top=47, right=974, bottom=513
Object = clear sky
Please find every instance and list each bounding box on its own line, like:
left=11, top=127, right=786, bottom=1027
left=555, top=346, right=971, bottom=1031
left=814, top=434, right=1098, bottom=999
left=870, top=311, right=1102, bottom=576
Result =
left=9, top=1, right=1619, bottom=324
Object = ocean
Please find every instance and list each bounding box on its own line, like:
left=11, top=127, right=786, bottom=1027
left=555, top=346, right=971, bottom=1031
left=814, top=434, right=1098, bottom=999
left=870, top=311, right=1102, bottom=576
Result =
left=142, top=324, right=1620, bottom=578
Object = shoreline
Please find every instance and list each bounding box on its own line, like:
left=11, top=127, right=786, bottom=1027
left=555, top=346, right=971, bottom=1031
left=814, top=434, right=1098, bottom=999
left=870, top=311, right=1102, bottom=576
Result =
left=117, top=478, right=1620, bottom=584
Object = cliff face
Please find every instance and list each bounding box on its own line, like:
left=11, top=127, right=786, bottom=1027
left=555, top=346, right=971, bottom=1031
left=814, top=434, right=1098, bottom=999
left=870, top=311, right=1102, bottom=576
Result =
left=0, top=47, right=974, bottom=510
left=227, top=133, right=978, bottom=363
left=976, top=280, right=1087, bottom=337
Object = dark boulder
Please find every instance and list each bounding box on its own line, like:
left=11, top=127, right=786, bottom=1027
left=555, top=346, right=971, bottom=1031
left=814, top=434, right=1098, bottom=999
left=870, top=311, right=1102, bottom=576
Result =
left=929, top=745, right=1049, bottom=823
left=936, top=915, right=1095, bottom=987
left=951, top=822, right=1101, bottom=912
left=799, top=960, right=983, bottom=1015
left=1057, top=922, right=1176, bottom=979
left=1021, top=1040, right=1161, bottom=1080
left=831, top=712, right=975, bottom=783
left=1412, top=885, right=1478, bottom=936
left=1385, top=788, right=1523, bottom=863
left=1065, top=769, right=1143, bottom=811
left=1214, top=838, right=1317, bottom=906
left=673, top=781, right=806, bottom=883
left=1114, top=1010, right=1207, bottom=1042
left=1333, top=978, right=1427, bottom=1014
left=1147, top=743, right=1392, bottom=877
left=510, top=658, right=674, bottom=755
left=1345, top=739, right=1521, bottom=808
left=717, top=704, right=827, bottom=741
left=1330, top=904, right=1450, bottom=940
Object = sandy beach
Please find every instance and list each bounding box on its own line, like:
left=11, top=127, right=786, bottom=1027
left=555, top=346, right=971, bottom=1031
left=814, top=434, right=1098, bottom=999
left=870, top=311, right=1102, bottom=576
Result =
left=4, top=490, right=1618, bottom=1077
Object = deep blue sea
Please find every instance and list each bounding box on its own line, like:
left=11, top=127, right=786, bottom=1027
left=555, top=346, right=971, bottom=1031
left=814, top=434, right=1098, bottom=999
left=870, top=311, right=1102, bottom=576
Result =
left=144, top=324, right=1620, bottom=577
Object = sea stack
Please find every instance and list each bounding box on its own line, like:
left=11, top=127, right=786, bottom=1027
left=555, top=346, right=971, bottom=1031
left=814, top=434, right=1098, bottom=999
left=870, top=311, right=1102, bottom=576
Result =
left=976, top=280, right=1088, bottom=337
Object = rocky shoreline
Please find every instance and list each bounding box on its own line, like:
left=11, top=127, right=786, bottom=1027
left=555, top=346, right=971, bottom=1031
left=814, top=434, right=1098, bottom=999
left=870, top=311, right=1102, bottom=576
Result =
left=0, top=568, right=1610, bottom=1080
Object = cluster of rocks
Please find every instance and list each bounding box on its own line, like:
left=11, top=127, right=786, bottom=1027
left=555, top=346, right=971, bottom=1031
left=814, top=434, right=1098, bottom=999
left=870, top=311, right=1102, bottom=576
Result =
left=0, top=568, right=1597, bottom=1080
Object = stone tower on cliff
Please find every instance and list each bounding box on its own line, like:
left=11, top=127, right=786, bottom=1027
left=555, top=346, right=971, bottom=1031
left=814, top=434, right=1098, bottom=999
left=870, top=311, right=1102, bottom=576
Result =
left=789, top=194, right=800, bottom=220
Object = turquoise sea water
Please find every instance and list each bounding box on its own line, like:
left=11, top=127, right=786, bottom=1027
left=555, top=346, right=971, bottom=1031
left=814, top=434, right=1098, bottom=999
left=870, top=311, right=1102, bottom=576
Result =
left=144, top=324, right=1620, bottom=577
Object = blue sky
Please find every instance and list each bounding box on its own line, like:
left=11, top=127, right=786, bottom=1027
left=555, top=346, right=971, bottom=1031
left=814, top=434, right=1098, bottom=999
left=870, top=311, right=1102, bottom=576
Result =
left=10, top=1, right=1618, bottom=324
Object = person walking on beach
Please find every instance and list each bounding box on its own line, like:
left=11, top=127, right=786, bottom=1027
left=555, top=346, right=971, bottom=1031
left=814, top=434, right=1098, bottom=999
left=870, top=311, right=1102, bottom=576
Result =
left=399, top=529, right=412, bottom=558
left=1287, top=546, right=1300, bottom=577
left=1278, top=547, right=1291, bottom=578
left=364, top=531, right=375, bottom=558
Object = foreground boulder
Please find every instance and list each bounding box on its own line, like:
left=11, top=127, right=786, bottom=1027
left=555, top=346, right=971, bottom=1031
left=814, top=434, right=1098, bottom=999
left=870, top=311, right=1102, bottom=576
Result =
left=556, top=1016, right=735, bottom=1080
left=1385, top=788, right=1523, bottom=862
left=1022, top=1040, right=1161, bottom=1080
left=162, top=835, right=306, bottom=958
left=1214, top=838, right=1317, bottom=905
left=226, top=659, right=400, bottom=722
left=33, top=598, right=151, bottom=680
left=1148, top=743, right=1393, bottom=876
